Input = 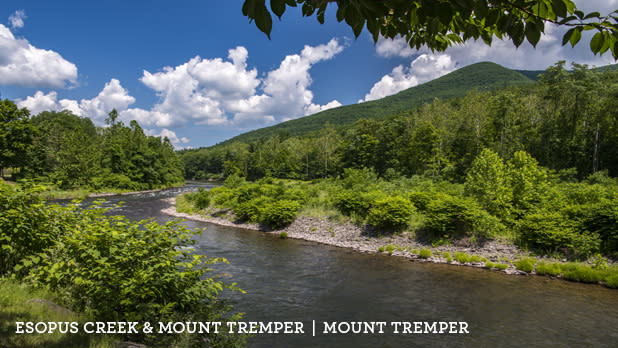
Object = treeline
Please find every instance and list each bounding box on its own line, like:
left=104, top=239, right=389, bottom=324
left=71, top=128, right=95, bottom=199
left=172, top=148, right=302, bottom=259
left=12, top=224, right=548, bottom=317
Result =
left=180, top=62, right=618, bottom=181
left=0, top=101, right=184, bottom=190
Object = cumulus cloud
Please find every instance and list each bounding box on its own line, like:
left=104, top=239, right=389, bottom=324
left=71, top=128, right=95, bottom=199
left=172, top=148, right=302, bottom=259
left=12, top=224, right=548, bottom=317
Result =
left=361, top=54, right=456, bottom=102
left=140, top=39, right=344, bottom=128
left=17, top=39, right=345, bottom=138
left=145, top=128, right=190, bottom=149
left=0, top=24, right=77, bottom=88
left=17, top=79, right=136, bottom=123
left=8, top=10, right=26, bottom=29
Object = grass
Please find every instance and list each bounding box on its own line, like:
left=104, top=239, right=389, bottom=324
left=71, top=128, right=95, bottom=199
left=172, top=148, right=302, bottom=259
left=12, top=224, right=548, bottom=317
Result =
left=279, top=231, right=288, bottom=239
left=418, top=248, right=432, bottom=259
left=175, top=194, right=196, bottom=214
left=454, top=252, right=471, bottom=263
left=0, top=278, right=117, bottom=348
left=515, top=257, right=537, bottom=273
left=443, top=252, right=453, bottom=263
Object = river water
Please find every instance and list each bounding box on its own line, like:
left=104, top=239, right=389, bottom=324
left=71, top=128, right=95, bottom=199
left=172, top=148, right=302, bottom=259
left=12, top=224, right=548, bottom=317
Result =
left=91, top=185, right=618, bottom=347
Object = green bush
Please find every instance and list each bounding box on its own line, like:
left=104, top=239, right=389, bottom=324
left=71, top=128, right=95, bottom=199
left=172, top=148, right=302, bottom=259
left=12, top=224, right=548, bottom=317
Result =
left=424, top=194, right=504, bottom=240
left=233, top=196, right=270, bottom=222
left=259, top=199, right=301, bottom=229
left=18, top=201, right=245, bottom=348
left=210, top=187, right=237, bottom=207
left=367, top=196, right=415, bottom=230
left=583, top=200, right=618, bottom=256
left=0, top=183, right=66, bottom=276
left=407, top=191, right=433, bottom=211
left=186, top=187, right=211, bottom=210
left=518, top=211, right=600, bottom=259
left=514, top=257, right=536, bottom=273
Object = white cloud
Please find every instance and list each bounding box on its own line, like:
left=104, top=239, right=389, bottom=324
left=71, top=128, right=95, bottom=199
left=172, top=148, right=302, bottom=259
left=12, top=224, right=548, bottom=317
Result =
left=8, top=10, right=26, bottom=29
left=139, top=39, right=345, bottom=128
left=0, top=24, right=77, bottom=88
left=361, top=54, right=456, bottom=102
left=17, top=79, right=136, bottom=124
left=145, top=128, right=190, bottom=149
left=17, top=39, right=346, bottom=140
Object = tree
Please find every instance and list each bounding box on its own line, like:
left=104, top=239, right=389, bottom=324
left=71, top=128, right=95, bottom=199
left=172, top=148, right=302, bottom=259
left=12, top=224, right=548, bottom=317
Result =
left=0, top=99, right=38, bottom=177
left=242, top=0, right=618, bottom=59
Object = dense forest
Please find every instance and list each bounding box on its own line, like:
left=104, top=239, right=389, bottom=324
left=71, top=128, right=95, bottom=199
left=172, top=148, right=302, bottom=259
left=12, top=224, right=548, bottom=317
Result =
left=0, top=101, right=184, bottom=191
left=180, top=62, right=618, bottom=182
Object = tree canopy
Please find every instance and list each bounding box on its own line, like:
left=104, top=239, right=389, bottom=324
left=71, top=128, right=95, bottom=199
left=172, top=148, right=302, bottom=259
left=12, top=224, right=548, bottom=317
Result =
left=242, top=0, right=618, bottom=59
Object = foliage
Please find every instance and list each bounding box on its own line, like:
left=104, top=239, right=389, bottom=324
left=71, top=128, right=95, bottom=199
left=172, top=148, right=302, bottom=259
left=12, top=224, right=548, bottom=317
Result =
left=4, top=108, right=184, bottom=191
left=366, top=195, right=415, bottom=230
left=465, top=148, right=512, bottom=217
left=20, top=202, right=244, bottom=347
left=185, top=187, right=212, bottom=210
left=260, top=199, right=301, bottom=229
left=514, top=257, right=537, bottom=273
left=0, top=99, right=37, bottom=175
left=0, top=183, right=63, bottom=276
left=418, top=248, right=432, bottom=259
left=453, top=252, right=471, bottom=264
left=518, top=212, right=601, bottom=259
left=0, top=183, right=246, bottom=348
left=423, top=193, right=504, bottom=241
left=243, top=1, right=618, bottom=58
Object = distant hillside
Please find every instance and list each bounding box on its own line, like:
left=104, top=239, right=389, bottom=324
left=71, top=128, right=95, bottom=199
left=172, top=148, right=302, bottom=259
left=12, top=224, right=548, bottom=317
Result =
left=218, top=62, right=535, bottom=145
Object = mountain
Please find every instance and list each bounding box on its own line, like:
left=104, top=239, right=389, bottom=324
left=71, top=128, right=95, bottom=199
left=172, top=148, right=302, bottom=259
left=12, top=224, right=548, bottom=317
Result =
left=218, top=62, right=535, bottom=145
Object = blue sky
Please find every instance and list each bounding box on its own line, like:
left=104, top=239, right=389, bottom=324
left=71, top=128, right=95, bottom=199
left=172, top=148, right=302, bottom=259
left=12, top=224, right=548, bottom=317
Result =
left=1, top=1, right=616, bottom=148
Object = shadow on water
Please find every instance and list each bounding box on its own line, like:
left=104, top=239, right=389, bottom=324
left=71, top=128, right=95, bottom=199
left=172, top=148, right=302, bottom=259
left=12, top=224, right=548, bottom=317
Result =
left=85, top=186, right=618, bottom=348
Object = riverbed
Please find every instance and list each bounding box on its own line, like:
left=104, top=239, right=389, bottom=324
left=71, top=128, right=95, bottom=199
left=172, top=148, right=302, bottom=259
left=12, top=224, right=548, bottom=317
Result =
left=96, top=185, right=618, bottom=348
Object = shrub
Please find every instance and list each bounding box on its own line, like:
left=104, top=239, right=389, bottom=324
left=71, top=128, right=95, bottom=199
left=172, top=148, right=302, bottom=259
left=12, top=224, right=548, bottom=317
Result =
left=408, top=191, right=433, bottom=211
left=367, top=196, right=415, bottom=230
left=386, top=245, right=395, bottom=255
left=582, top=199, right=618, bottom=256
left=21, top=201, right=245, bottom=347
left=418, top=248, right=432, bottom=259
left=0, top=183, right=65, bottom=276
left=233, top=196, right=270, bottom=222
left=518, top=211, right=601, bottom=259
left=514, top=257, right=536, bottom=273
left=259, top=199, right=300, bottom=229
left=187, top=187, right=211, bottom=210
left=279, top=231, right=288, bottom=239
left=424, top=194, right=504, bottom=240
left=333, top=190, right=369, bottom=216
left=210, top=187, right=236, bottom=207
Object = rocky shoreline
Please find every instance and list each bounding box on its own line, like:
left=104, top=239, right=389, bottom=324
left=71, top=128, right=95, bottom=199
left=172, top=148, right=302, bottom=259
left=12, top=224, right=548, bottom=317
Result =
left=161, top=197, right=533, bottom=275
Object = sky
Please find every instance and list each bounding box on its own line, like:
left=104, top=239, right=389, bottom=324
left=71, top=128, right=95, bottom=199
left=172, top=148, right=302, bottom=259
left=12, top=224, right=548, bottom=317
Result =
left=1, top=1, right=617, bottom=148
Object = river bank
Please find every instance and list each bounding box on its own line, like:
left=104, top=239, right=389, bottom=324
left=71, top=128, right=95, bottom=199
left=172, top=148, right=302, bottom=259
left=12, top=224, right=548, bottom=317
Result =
left=162, top=197, right=548, bottom=276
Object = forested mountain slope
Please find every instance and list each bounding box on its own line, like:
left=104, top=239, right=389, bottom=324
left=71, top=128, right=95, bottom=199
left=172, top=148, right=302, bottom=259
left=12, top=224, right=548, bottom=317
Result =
left=219, top=62, right=535, bottom=145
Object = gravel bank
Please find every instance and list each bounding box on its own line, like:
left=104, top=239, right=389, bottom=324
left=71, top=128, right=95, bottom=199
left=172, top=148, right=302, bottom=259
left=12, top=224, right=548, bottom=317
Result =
left=161, top=197, right=532, bottom=275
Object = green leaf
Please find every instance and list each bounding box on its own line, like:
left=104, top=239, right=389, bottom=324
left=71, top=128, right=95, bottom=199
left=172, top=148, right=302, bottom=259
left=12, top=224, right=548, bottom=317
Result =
left=270, top=0, right=286, bottom=19
left=569, top=27, right=582, bottom=47
left=552, top=0, right=567, bottom=18
left=438, top=2, right=453, bottom=26
left=562, top=28, right=575, bottom=45
left=584, top=12, right=601, bottom=20
left=590, top=32, right=604, bottom=54
left=525, top=21, right=542, bottom=47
